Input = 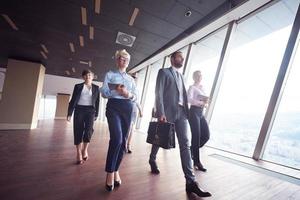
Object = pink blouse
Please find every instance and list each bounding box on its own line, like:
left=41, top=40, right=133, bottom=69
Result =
left=187, top=85, right=208, bottom=107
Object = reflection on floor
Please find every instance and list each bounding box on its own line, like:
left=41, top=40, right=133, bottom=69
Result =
left=0, top=120, right=299, bottom=200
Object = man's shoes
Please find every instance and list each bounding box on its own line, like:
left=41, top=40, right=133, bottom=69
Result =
left=149, top=160, right=160, bottom=174
left=186, top=181, right=211, bottom=197
left=194, top=163, right=207, bottom=172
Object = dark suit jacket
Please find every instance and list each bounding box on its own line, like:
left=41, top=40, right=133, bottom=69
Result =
left=67, top=83, right=100, bottom=117
left=153, top=67, right=189, bottom=122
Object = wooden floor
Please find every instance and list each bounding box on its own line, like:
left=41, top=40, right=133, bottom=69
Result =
left=0, top=120, right=299, bottom=200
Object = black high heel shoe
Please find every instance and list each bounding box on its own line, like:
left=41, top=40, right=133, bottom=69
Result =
left=105, top=184, right=114, bottom=191
left=114, top=180, right=122, bottom=187
left=83, top=156, right=89, bottom=161
left=194, top=163, right=207, bottom=172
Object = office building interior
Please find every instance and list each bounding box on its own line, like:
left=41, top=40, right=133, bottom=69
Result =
left=0, top=0, right=299, bottom=199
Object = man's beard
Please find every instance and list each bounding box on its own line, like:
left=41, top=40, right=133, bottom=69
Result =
left=174, top=63, right=183, bottom=68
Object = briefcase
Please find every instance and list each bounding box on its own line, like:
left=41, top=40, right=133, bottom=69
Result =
left=146, top=121, right=175, bottom=149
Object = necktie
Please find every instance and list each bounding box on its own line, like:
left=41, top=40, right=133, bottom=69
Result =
left=175, top=71, right=184, bottom=105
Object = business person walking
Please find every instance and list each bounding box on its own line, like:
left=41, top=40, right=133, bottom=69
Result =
left=100, top=49, right=137, bottom=191
left=67, top=69, right=100, bottom=165
left=149, top=51, right=211, bottom=197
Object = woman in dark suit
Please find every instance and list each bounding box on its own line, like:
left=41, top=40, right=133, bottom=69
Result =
left=188, top=70, right=210, bottom=172
left=100, top=49, right=137, bottom=191
left=67, top=69, right=100, bottom=165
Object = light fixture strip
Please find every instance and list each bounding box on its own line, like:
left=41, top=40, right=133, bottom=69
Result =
left=81, top=7, right=87, bottom=25
left=95, top=0, right=101, bottom=14
left=89, top=26, right=94, bottom=40
left=89, top=61, right=92, bottom=67
left=69, top=42, right=75, bottom=53
left=71, top=67, right=76, bottom=73
left=65, top=70, right=71, bottom=75
left=79, top=61, right=89, bottom=65
left=79, top=35, right=84, bottom=47
left=1, top=14, right=19, bottom=30
left=40, top=51, right=48, bottom=59
left=40, top=44, right=49, bottom=53
left=129, top=8, right=139, bottom=26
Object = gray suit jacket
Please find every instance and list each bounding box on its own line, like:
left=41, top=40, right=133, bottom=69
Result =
left=153, top=67, right=189, bottom=122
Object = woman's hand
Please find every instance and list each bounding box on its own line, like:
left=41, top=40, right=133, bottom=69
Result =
left=116, top=85, right=131, bottom=98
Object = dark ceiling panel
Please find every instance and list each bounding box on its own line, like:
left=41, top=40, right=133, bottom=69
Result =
left=177, top=0, right=227, bottom=15
left=132, top=0, right=176, bottom=19
left=0, top=0, right=238, bottom=81
left=165, top=2, right=205, bottom=29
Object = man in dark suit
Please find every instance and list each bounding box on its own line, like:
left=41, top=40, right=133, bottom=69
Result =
left=149, top=51, right=211, bottom=197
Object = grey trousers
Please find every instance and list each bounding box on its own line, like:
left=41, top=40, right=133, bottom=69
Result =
left=149, top=106, right=196, bottom=184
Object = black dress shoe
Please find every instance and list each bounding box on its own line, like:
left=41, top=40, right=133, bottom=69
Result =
left=149, top=160, right=160, bottom=174
left=186, top=181, right=211, bottom=197
left=105, top=184, right=114, bottom=191
left=114, top=180, right=121, bottom=187
left=194, top=163, right=207, bottom=172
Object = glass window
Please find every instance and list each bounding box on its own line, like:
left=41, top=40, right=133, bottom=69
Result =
left=208, top=0, right=299, bottom=156
left=139, top=59, right=164, bottom=132
left=38, top=95, right=57, bottom=119
left=135, top=67, right=147, bottom=103
left=263, top=36, right=300, bottom=168
left=185, top=27, right=228, bottom=97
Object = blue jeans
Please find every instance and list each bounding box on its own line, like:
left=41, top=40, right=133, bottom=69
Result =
left=105, top=98, right=133, bottom=172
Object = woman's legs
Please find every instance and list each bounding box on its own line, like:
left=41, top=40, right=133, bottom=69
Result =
left=126, top=122, right=134, bottom=153
left=76, top=143, right=83, bottom=164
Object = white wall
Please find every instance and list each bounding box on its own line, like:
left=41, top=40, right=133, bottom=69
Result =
left=43, top=74, right=102, bottom=95
left=0, top=68, right=6, bottom=93
left=0, top=68, right=102, bottom=96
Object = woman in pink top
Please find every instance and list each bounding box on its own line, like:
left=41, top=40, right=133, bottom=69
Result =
left=187, top=70, right=210, bottom=172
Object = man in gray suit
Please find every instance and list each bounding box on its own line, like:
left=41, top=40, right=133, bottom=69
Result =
left=149, top=51, right=211, bottom=197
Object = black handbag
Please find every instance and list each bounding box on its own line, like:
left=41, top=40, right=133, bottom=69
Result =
left=146, top=121, right=175, bottom=149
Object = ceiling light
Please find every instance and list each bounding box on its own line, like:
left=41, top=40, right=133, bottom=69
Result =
left=79, top=35, right=84, bottom=47
left=89, top=26, right=94, bottom=40
left=69, top=42, right=75, bottom=53
left=95, top=0, right=101, bottom=14
left=1, top=14, right=18, bottom=30
left=40, top=51, right=48, bottom=59
left=65, top=70, right=70, bottom=75
left=40, top=44, right=49, bottom=53
left=81, top=7, right=87, bottom=25
left=129, top=8, right=139, bottom=26
left=71, top=67, right=76, bottom=73
left=89, top=61, right=92, bottom=67
left=79, top=61, right=89, bottom=65
left=116, top=31, right=136, bottom=47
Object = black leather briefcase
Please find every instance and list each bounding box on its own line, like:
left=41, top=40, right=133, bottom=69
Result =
left=146, top=121, right=175, bottom=149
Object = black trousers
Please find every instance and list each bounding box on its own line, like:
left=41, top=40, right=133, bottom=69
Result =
left=73, top=105, right=95, bottom=145
left=189, top=105, right=210, bottom=165
left=105, top=98, right=133, bottom=173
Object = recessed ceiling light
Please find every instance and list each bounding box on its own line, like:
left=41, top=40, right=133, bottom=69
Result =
left=40, top=44, right=49, bottom=54
left=65, top=70, right=71, bottom=75
left=95, top=0, right=101, bottom=14
left=79, top=35, right=84, bottom=47
left=89, top=26, right=94, bottom=40
left=1, top=14, right=18, bottom=30
left=69, top=42, right=75, bottom=53
left=81, top=7, right=87, bottom=25
left=89, top=61, right=92, bottom=67
left=129, top=8, right=139, bottom=26
left=79, top=60, right=89, bottom=65
left=40, top=51, right=48, bottom=59
left=71, top=67, right=76, bottom=73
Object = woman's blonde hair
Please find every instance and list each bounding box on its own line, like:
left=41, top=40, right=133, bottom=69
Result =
left=115, top=49, right=131, bottom=60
